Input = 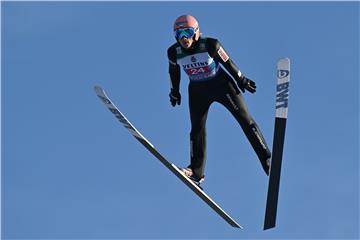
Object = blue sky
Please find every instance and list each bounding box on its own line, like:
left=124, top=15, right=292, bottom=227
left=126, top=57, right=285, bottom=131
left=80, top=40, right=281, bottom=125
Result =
left=2, top=1, right=359, bottom=239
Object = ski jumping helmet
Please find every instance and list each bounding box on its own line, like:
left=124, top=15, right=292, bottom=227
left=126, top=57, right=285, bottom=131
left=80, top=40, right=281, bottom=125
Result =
left=173, top=15, right=200, bottom=41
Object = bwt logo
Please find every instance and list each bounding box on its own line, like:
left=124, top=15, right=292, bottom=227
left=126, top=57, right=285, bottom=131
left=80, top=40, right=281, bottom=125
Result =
left=108, top=107, right=143, bottom=139
left=276, top=82, right=289, bottom=109
left=99, top=95, right=111, bottom=105
left=276, top=69, right=289, bottom=109
left=98, top=93, right=143, bottom=139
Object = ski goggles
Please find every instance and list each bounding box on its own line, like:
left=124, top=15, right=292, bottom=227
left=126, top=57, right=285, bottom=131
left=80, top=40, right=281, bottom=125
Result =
left=174, top=27, right=196, bottom=39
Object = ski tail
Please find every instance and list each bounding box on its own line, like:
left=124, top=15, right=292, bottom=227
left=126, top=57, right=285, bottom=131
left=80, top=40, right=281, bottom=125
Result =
left=264, top=58, right=290, bottom=230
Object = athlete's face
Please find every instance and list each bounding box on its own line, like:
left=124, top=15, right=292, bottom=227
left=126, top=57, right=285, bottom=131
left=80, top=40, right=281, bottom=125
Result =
left=178, top=37, right=194, bottom=49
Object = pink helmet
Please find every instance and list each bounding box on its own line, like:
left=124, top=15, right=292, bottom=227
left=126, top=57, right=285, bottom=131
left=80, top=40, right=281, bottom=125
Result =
left=173, top=15, right=200, bottom=41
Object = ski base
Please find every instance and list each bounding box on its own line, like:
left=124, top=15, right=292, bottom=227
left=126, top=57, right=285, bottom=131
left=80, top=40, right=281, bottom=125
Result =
left=264, top=58, right=290, bottom=230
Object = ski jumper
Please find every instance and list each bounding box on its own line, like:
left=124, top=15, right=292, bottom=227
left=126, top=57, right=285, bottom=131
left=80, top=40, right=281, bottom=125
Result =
left=167, top=37, right=271, bottom=179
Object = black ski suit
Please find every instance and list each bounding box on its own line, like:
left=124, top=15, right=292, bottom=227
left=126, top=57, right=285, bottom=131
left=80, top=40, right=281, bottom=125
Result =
left=167, top=37, right=271, bottom=179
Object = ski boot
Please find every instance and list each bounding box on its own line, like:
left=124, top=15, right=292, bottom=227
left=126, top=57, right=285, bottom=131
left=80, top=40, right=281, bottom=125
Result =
left=181, top=167, right=205, bottom=189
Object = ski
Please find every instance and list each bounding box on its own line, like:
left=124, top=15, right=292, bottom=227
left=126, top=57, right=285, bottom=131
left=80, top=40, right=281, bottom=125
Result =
left=94, top=86, right=242, bottom=229
left=264, top=58, right=290, bottom=230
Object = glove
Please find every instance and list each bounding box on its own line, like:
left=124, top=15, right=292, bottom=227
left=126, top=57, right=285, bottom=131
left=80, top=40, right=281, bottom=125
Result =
left=237, top=75, right=257, bottom=93
left=169, top=88, right=181, bottom=107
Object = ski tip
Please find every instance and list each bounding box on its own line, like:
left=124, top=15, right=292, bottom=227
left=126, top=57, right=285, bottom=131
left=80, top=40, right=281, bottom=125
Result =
left=94, top=85, right=102, bottom=93
left=278, top=57, right=290, bottom=65
left=94, top=86, right=106, bottom=97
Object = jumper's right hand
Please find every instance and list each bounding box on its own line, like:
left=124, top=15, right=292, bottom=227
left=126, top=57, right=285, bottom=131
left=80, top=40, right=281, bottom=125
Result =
left=169, top=89, right=181, bottom=107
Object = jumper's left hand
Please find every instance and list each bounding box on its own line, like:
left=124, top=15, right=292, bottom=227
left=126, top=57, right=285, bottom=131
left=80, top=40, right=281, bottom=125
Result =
left=245, top=78, right=256, bottom=93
